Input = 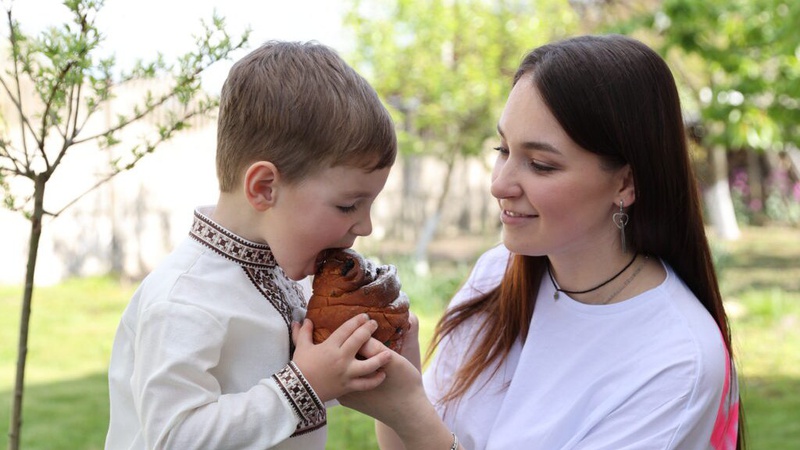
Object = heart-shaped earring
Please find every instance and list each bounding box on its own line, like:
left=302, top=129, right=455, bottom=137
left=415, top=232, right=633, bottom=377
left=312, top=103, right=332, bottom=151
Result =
left=614, top=200, right=629, bottom=253
left=613, top=212, right=629, bottom=229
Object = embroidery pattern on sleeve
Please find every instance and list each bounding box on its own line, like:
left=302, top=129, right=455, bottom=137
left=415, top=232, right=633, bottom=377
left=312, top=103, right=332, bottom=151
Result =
left=273, top=362, right=327, bottom=436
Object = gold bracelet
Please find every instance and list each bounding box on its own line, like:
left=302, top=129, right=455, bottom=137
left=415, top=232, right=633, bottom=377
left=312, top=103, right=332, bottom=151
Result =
left=449, top=432, right=459, bottom=450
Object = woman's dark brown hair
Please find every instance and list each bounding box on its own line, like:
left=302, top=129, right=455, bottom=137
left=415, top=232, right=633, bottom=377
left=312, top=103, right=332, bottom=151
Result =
left=429, top=34, right=744, bottom=448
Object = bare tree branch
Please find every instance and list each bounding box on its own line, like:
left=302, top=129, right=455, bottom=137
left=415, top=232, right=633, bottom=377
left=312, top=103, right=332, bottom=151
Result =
left=3, top=7, right=40, bottom=161
left=72, top=84, right=195, bottom=146
left=0, top=164, right=28, bottom=178
left=38, top=59, right=76, bottom=171
left=50, top=105, right=213, bottom=217
left=0, top=141, right=28, bottom=176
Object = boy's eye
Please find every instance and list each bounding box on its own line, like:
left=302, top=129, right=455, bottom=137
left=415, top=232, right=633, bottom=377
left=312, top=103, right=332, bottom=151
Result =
left=492, top=146, right=509, bottom=155
left=337, top=205, right=358, bottom=214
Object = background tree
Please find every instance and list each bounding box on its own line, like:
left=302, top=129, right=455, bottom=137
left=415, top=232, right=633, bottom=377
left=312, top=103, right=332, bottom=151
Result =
left=661, top=0, right=799, bottom=230
left=609, top=0, right=800, bottom=235
left=0, top=1, right=248, bottom=448
left=344, top=0, right=578, bottom=270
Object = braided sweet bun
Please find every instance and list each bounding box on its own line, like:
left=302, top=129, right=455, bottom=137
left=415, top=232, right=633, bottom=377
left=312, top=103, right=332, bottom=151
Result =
left=305, top=248, right=410, bottom=352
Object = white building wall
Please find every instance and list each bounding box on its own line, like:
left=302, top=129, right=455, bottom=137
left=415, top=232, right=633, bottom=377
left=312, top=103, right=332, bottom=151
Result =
left=1, top=80, right=497, bottom=286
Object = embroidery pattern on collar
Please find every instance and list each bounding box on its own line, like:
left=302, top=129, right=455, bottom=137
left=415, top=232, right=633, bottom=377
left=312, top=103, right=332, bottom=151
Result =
left=189, top=210, right=276, bottom=268
left=189, top=209, right=305, bottom=346
left=244, top=267, right=306, bottom=328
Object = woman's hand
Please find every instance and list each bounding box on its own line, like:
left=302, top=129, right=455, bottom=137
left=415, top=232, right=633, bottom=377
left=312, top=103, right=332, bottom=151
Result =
left=399, top=311, right=422, bottom=370
left=338, top=311, right=423, bottom=420
left=339, top=334, right=456, bottom=450
left=338, top=337, right=428, bottom=419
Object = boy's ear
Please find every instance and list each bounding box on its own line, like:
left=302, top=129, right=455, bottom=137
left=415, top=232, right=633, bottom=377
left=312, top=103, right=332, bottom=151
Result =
left=616, top=164, right=636, bottom=207
left=244, top=161, right=280, bottom=211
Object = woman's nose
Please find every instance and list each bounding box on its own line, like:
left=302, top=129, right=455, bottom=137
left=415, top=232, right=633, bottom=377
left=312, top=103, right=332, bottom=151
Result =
left=490, top=160, right=521, bottom=200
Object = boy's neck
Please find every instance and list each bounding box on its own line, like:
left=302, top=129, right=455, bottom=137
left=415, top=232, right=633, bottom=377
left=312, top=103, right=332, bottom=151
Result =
left=211, top=192, right=266, bottom=244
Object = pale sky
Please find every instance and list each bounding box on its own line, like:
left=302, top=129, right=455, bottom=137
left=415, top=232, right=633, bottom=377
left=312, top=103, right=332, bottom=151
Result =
left=9, top=0, right=349, bottom=93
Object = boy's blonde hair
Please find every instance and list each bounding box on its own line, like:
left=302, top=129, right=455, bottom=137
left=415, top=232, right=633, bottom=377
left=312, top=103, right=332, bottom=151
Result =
left=216, top=40, right=397, bottom=192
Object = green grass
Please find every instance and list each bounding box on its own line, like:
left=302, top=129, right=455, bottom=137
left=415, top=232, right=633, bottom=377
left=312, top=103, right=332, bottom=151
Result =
left=0, top=277, right=136, bottom=449
left=1, top=226, right=799, bottom=449
left=714, top=227, right=800, bottom=449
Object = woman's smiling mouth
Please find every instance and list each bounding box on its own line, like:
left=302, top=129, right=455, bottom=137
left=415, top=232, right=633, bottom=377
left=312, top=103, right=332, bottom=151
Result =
left=500, top=209, right=537, bottom=223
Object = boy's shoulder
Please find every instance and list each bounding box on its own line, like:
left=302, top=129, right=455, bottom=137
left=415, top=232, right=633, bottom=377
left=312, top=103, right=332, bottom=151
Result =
left=142, top=237, right=204, bottom=281
left=134, top=237, right=226, bottom=307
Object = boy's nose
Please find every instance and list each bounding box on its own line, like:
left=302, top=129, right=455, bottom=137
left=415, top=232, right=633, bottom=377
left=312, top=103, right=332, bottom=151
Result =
left=351, top=214, right=373, bottom=237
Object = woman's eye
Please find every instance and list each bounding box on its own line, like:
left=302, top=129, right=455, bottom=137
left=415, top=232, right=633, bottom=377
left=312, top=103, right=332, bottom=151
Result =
left=337, top=205, right=358, bottom=214
left=493, top=146, right=555, bottom=173
left=531, top=161, right=556, bottom=173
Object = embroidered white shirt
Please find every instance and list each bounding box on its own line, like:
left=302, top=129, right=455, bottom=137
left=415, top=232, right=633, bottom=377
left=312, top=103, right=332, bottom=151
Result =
left=106, top=207, right=326, bottom=449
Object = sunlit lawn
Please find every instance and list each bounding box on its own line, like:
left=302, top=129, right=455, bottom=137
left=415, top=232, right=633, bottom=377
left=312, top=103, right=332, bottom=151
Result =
left=714, top=227, right=800, bottom=449
left=1, top=226, right=798, bottom=449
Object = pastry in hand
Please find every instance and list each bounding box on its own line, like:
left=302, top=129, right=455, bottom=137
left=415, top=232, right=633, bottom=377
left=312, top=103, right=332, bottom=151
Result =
left=305, top=248, right=410, bottom=352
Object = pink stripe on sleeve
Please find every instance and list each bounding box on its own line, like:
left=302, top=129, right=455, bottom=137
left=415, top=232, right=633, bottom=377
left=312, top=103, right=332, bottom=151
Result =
left=710, top=346, right=739, bottom=450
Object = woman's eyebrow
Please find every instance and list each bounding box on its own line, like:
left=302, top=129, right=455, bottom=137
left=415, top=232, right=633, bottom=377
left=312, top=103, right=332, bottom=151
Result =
left=496, top=124, right=561, bottom=155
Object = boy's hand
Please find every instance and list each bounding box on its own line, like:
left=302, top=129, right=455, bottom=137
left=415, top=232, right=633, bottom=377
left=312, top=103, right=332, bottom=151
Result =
left=291, top=313, right=392, bottom=403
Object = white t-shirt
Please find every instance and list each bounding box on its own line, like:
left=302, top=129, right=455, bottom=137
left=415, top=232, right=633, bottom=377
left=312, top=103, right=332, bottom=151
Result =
left=106, top=207, right=326, bottom=449
left=423, top=244, right=739, bottom=450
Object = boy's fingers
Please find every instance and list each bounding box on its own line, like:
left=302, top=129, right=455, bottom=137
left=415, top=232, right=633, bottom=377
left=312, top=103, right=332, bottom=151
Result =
left=293, top=319, right=313, bottom=346
left=350, top=346, right=392, bottom=377
left=358, top=335, right=389, bottom=359
left=327, top=313, right=371, bottom=346
left=340, top=318, right=379, bottom=355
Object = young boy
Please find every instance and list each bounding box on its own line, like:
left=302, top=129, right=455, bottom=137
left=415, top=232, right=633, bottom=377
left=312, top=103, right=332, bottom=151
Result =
left=105, top=41, right=397, bottom=449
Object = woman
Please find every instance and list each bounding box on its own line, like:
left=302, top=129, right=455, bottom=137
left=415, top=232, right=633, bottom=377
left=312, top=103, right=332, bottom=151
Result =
left=342, top=34, right=743, bottom=450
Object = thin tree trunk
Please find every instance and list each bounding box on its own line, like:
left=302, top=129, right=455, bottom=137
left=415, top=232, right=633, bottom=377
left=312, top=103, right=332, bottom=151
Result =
left=746, top=147, right=764, bottom=224
left=414, top=152, right=457, bottom=273
left=787, top=146, right=800, bottom=180
left=704, top=145, right=741, bottom=240
left=8, top=174, right=46, bottom=450
left=401, top=154, right=421, bottom=242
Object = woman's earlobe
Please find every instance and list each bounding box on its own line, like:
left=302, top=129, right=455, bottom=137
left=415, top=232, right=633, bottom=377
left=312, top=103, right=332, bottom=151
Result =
left=244, top=162, right=279, bottom=210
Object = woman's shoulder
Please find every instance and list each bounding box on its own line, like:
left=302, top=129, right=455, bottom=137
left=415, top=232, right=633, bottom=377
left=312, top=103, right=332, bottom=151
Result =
left=474, top=243, right=512, bottom=271
left=645, top=263, right=729, bottom=381
left=470, top=243, right=512, bottom=283
left=447, top=244, right=510, bottom=308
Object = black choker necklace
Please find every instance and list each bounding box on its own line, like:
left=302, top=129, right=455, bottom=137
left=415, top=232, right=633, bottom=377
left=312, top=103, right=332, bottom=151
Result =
left=547, top=253, right=638, bottom=300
